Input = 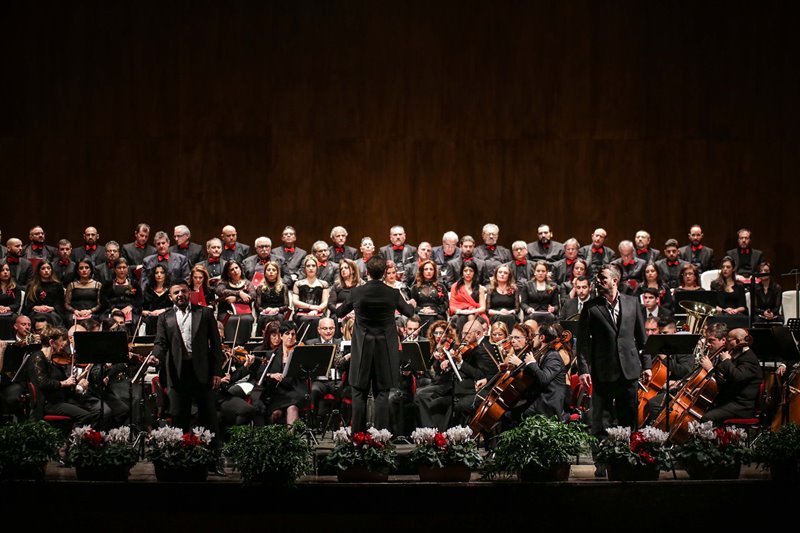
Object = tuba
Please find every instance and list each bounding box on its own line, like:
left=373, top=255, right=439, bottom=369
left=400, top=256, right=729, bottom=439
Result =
left=679, top=300, right=716, bottom=335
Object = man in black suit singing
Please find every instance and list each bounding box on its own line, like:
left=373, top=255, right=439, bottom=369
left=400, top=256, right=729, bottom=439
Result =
left=336, top=255, right=414, bottom=433
left=153, top=281, right=225, bottom=470
left=577, top=264, right=650, bottom=476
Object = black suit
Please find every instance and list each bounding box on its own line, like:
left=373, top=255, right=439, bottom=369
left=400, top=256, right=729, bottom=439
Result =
left=242, top=254, right=284, bottom=281
left=431, top=246, right=460, bottom=269
left=635, top=247, right=662, bottom=263
left=559, top=297, right=589, bottom=321
left=655, top=258, right=688, bottom=290
left=520, top=348, right=569, bottom=422
left=153, top=305, right=224, bottom=446
left=701, top=348, right=763, bottom=423
left=22, top=243, right=58, bottom=261
left=121, top=243, right=155, bottom=266
left=141, top=253, right=190, bottom=290
left=5, top=257, right=33, bottom=286
left=330, top=244, right=359, bottom=264
left=273, top=246, right=307, bottom=279
left=221, top=242, right=250, bottom=264
left=526, top=240, right=565, bottom=264
left=577, top=293, right=649, bottom=438
left=679, top=244, right=715, bottom=273
left=336, top=279, right=414, bottom=432
left=197, top=258, right=226, bottom=280
left=170, top=242, right=206, bottom=267
left=72, top=244, right=106, bottom=265
left=380, top=244, right=417, bottom=270
left=726, top=248, right=763, bottom=278
left=578, top=245, right=616, bottom=279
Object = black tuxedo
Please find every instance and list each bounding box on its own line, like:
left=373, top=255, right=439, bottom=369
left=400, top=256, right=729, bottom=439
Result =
left=53, top=260, right=76, bottom=286
left=221, top=242, right=250, bottom=264
left=121, top=243, right=155, bottom=266
left=431, top=246, right=460, bottom=269
left=702, top=348, right=763, bottom=423
left=273, top=246, right=307, bottom=278
left=330, top=244, right=359, bottom=263
left=550, top=258, right=580, bottom=285
left=726, top=248, right=763, bottom=278
left=503, top=260, right=536, bottom=286
left=474, top=244, right=511, bottom=278
left=635, top=247, right=662, bottom=263
left=679, top=244, right=715, bottom=273
left=141, top=253, right=191, bottom=290
left=5, top=257, right=33, bottom=286
left=198, top=258, right=226, bottom=280
left=577, top=293, right=649, bottom=436
left=336, top=279, right=414, bottom=432
left=153, top=305, right=224, bottom=444
left=380, top=244, right=417, bottom=270
left=611, top=257, right=647, bottom=293
left=559, top=297, right=589, bottom=320
left=526, top=240, right=565, bottom=263
left=72, top=244, right=106, bottom=265
left=578, top=245, right=616, bottom=279
left=655, top=258, right=688, bottom=289
left=22, top=243, right=58, bottom=261
left=170, top=242, right=206, bottom=266
left=93, top=262, right=116, bottom=285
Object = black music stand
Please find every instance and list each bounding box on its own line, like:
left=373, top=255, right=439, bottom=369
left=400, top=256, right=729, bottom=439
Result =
left=400, top=341, right=430, bottom=374
left=284, top=344, right=336, bottom=443
left=643, top=333, right=701, bottom=435
left=2, top=343, right=40, bottom=420
left=755, top=325, right=800, bottom=427
left=73, top=331, right=129, bottom=430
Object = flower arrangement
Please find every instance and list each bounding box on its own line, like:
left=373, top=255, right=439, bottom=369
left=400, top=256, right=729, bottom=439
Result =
left=67, top=425, right=139, bottom=469
left=145, top=426, right=218, bottom=469
left=673, top=421, right=750, bottom=471
left=324, top=427, right=397, bottom=473
left=408, top=426, right=483, bottom=470
left=597, top=425, right=672, bottom=471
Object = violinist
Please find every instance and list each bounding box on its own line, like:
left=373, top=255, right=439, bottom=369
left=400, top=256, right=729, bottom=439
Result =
left=501, top=324, right=569, bottom=425
left=414, top=316, right=494, bottom=431
left=216, top=322, right=262, bottom=441
left=0, top=315, right=36, bottom=420
left=698, top=327, right=762, bottom=425
left=29, top=326, right=102, bottom=427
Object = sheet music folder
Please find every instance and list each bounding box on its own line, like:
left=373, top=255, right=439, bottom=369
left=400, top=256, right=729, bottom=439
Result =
left=73, top=331, right=129, bottom=364
left=642, top=334, right=701, bottom=355
left=400, top=341, right=430, bottom=372
left=283, top=344, right=335, bottom=379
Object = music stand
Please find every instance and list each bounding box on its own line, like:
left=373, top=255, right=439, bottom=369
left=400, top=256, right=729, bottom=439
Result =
left=756, top=326, right=800, bottom=428
left=73, top=331, right=129, bottom=431
left=130, top=334, right=155, bottom=345
left=284, top=344, right=336, bottom=443
left=643, top=333, right=701, bottom=436
left=400, top=341, right=430, bottom=374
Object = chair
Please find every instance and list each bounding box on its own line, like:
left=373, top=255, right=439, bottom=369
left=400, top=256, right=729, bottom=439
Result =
left=700, top=269, right=719, bottom=290
left=567, top=374, right=591, bottom=424
left=722, top=382, right=765, bottom=443
left=150, top=375, right=172, bottom=426
left=783, top=290, right=798, bottom=323
left=26, top=382, right=73, bottom=436
left=320, top=371, right=353, bottom=439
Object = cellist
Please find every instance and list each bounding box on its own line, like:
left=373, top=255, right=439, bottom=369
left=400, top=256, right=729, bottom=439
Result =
left=697, top=327, right=762, bottom=425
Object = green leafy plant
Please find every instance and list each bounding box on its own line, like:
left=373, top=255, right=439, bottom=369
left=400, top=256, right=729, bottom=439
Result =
left=224, top=421, right=313, bottom=484
left=408, top=426, right=483, bottom=469
left=0, top=420, right=64, bottom=474
left=596, top=425, right=672, bottom=470
left=145, top=425, right=219, bottom=468
left=673, top=421, right=751, bottom=469
left=485, top=415, right=595, bottom=477
left=324, top=427, right=397, bottom=472
left=67, top=425, right=139, bottom=469
left=753, top=423, right=800, bottom=466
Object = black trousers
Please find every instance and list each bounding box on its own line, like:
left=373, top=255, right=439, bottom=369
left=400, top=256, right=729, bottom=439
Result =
left=168, top=360, right=221, bottom=448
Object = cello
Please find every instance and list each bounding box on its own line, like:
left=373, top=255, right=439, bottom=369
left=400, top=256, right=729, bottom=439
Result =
left=469, top=329, right=572, bottom=436
left=636, top=357, right=668, bottom=427
left=770, top=364, right=800, bottom=431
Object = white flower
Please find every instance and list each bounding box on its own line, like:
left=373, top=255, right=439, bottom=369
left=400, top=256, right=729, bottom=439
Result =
left=411, top=427, right=438, bottom=445
left=639, top=426, right=669, bottom=444
left=688, top=420, right=717, bottom=441
left=333, top=427, right=352, bottom=445
left=148, top=426, right=184, bottom=447
left=727, top=426, right=747, bottom=442
left=106, top=426, right=131, bottom=444
left=445, top=425, right=473, bottom=445
left=605, top=426, right=631, bottom=443
left=70, top=425, right=94, bottom=441
left=368, top=427, right=392, bottom=444
left=193, top=427, right=214, bottom=445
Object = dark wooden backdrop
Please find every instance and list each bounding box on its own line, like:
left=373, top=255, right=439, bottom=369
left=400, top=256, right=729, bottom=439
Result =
left=2, top=1, right=798, bottom=276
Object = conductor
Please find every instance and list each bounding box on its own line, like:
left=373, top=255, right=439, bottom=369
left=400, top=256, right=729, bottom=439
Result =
left=336, top=255, right=414, bottom=433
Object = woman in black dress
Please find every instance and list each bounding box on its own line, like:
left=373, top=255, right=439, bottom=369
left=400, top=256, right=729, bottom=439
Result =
left=255, top=260, right=290, bottom=333
left=711, top=256, right=747, bottom=315
left=0, top=262, right=23, bottom=339
left=142, top=264, right=172, bottom=335
left=291, top=255, right=330, bottom=337
left=519, top=261, right=559, bottom=322
left=216, top=260, right=257, bottom=344
left=408, top=260, right=449, bottom=328
left=64, top=260, right=103, bottom=324
left=486, top=264, right=519, bottom=330
left=753, top=261, right=783, bottom=323
left=100, top=257, right=142, bottom=334
left=260, top=321, right=308, bottom=425
left=328, top=258, right=362, bottom=335
left=23, top=260, right=65, bottom=326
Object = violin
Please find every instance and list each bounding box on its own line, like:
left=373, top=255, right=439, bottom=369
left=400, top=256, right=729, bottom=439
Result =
left=51, top=353, right=72, bottom=366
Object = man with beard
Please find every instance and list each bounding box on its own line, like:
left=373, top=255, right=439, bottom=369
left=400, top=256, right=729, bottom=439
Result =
left=578, top=228, right=616, bottom=281
left=634, top=230, right=661, bottom=263
left=527, top=224, right=565, bottom=265
left=71, top=226, right=105, bottom=265
left=679, top=224, right=715, bottom=274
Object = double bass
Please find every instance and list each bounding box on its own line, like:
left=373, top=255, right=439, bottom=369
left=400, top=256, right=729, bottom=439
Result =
left=469, top=329, right=572, bottom=436
left=770, top=364, right=800, bottom=431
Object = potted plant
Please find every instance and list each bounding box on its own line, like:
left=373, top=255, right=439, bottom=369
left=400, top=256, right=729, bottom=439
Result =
left=409, top=425, right=483, bottom=482
left=752, top=423, right=800, bottom=481
left=672, top=421, right=750, bottom=479
left=0, top=420, right=64, bottom=480
left=224, top=421, right=314, bottom=485
left=145, top=425, right=219, bottom=482
left=66, top=425, right=140, bottom=481
left=324, top=426, right=397, bottom=482
left=596, top=425, right=671, bottom=481
left=484, top=415, right=595, bottom=482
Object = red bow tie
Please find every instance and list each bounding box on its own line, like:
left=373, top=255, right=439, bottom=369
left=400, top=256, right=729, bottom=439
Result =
left=179, top=243, right=189, bottom=250
left=335, top=246, right=344, bottom=253
left=691, top=244, right=703, bottom=252
left=392, top=245, right=404, bottom=251
left=515, top=259, right=527, bottom=266
left=85, top=244, right=96, bottom=252
left=259, top=258, right=269, bottom=265
left=318, top=261, right=328, bottom=268
left=284, top=246, right=295, bottom=254
left=32, top=244, right=43, bottom=251
left=107, top=262, right=115, bottom=269
left=208, top=257, right=220, bottom=264
left=667, top=260, right=679, bottom=267
left=592, top=247, right=603, bottom=254
left=59, top=259, right=70, bottom=266
left=224, top=244, right=235, bottom=251
left=158, top=254, right=169, bottom=262
left=637, top=248, right=648, bottom=255
left=623, top=259, right=634, bottom=267
left=6, top=256, right=19, bottom=264
left=486, top=245, right=496, bottom=252
left=566, top=258, right=575, bottom=266
left=135, top=243, right=146, bottom=249
left=739, top=248, right=751, bottom=255
left=542, top=243, right=550, bottom=250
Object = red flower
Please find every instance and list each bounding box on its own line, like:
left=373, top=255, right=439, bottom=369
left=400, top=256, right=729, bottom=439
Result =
left=84, top=429, right=104, bottom=448
left=638, top=450, right=655, bottom=464
left=434, top=433, right=447, bottom=449
left=630, top=431, right=646, bottom=453
left=181, top=433, right=202, bottom=448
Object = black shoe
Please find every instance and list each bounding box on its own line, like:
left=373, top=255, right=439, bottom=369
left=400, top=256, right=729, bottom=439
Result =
left=594, top=464, right=606, bottom=478
left=210, top=458, right=227, bottom=477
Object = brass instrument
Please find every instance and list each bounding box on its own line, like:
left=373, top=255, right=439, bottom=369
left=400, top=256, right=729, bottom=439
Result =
left=679, top=300, right=716, bottom=335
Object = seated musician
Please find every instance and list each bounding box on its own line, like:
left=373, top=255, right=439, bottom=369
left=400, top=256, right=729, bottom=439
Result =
left=643, top=318, right=698, bottom=424
left=216, top=321, right=262, bottom=440
left=414, top=316, right=493, bottom=431
left=711, top=256, right=748, bottom=315
left=390, top=314, right=424, bottom=437
left=501, top=323, right=569, bottom=426
left=305, top=317, right=344, bottom=427
left=641, top=287, right=674, bottom=322
left=698, top=327, right=763, bottom=424
left=259, top=321, right=309, bottom=425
